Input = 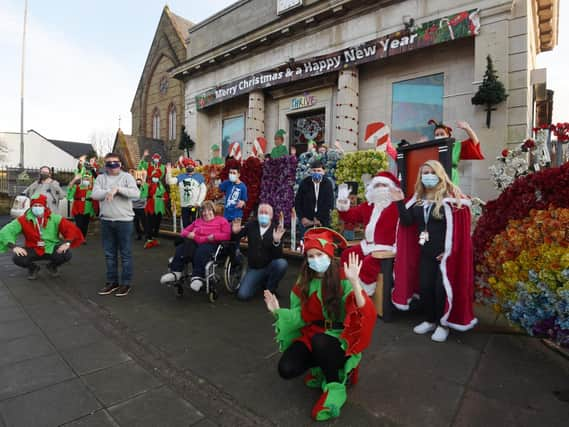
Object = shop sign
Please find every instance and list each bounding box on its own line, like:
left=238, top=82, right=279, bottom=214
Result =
left=291, top=93, right=316, bottom=110
left=277, top=0, right=303, bottom=15
left=196, top=9, right=480, bottom=110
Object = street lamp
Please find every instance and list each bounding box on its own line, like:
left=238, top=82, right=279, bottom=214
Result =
left=19, top=0, right=28, bottom=169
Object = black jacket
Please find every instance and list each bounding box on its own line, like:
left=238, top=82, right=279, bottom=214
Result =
left=234, top=220, right=283, bottom=269
left=294, top=176, right=334, bottom=226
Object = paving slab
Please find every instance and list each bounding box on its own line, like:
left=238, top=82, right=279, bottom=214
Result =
left=62, top=410, right=119, bottom=427
left=0, top=353, right=75, bottom=401
left=82, top=360, right=162, bottom=406
left=0, top=306, right=27, bottom=323
left=60, top=339, right=132, bottom=375
left=0, top=378, right=101, bottom=427
left=0, top=296, right=18, bottom=309
left=0, top=334, right=55, bottom=367
left=45, top=323, right=107, bottom=351
left=108, top=386, right=204, bottom=427
left=0, top=318, right=38, bottom=343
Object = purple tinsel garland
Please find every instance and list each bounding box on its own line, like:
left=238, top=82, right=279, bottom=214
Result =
left=260, top=156, right=298, bottom=225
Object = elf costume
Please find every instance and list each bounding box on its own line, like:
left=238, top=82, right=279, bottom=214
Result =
left=140, top=170, right=169, bottom=249
left=337, top=172, right=400, bottom=295
left=273, top=228, right=376, bottom=421
left=0, top=195, right=84, bottom=277
left=67, top=170, right=98, bottom=240
left=428, top=120, right=484, bottom=185
left=138, top=152, right=166, bottom=183
left=270, top=129, right=289, bottom=159
left=210, top=144, right=224, bottom=165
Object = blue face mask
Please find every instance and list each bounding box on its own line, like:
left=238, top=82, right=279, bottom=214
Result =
left=151, top=177, right=159, bottom=183
left=31, top=206, right=45, bottom=217
left=421, top=174, right=440, bottom=188
left=311, top=172, right=323, bottom=183
left=258, top=214, right=271, bottom=226
left=308, top=255, right=331, bottom=273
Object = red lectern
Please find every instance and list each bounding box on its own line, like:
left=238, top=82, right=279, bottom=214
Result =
left=396, top=138, right=455, bottom=196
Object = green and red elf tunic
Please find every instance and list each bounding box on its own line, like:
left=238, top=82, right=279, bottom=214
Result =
left=0, top=195, right=84, bottom=255
left=67, top=173, right=98, bottom=217
left=140, top=177, right=169, bottom=215
left=138, top=153, right=166, bottom=183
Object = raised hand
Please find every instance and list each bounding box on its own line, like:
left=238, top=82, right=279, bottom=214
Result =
left=343, top=252, right=362, bottom=285
left=264, top=290, right=280, bottom=314
left=231, top=218, right=243, bottom=234
left=273, top=219, right=285, bottom=243
left=456, top=120, right=470, bottom=130
left=143, top=149, right=149, bottom=157
left=337, top=183, right=351, bottom=201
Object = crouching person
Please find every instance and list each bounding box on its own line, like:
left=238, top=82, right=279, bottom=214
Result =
left=232, top=203, right=288, bottom=301
left=0, top=194, right=84, bottom=279
left=160, top=201, right=230, bottom=294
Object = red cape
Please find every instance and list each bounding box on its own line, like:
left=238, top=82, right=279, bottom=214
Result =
left=392, top=196, right=477, bottom=331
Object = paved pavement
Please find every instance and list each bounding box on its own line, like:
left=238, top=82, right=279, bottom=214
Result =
left=0, top=224, right=568, bottom=426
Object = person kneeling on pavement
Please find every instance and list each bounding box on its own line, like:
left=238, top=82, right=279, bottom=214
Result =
left=160, top=201, right=230, bottom=293
left=231, top=203, right=287, bottom=301
left=0, top=194, right=84, bottom=279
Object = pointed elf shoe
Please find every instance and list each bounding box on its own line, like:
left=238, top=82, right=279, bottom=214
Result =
left=311, top=382, right=347, bottom=421
left=304, top=368, right=325, bottom=389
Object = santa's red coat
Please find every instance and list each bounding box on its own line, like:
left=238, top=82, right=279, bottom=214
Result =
left=392, top=196, right=477, bottom=331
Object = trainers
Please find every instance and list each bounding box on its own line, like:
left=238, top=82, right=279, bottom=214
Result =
left=431, top=326, right=449, bottom=343
left=98, top=283, right=119, bottom=295
left=413, top=321, right=437, bottom=335
left=46, top=263, right=60, bottom=278
left=115, top=285, right=131, bottom=297
left=190, top=277, right=204, bottom=292
left=27, top=264, right=40, bottom=280
left=160, top=271, right=182, bottom=285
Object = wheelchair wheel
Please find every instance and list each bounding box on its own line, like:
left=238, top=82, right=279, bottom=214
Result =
left=208, top=288, right=218, bottom=303
left=224, top=255, right=244, bottom=293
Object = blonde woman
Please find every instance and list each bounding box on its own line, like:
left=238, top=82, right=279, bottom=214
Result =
left=390, top=160, right=477, bottom=342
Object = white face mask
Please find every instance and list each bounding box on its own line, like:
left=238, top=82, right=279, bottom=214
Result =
left=81, top=180, right=91, bottom=187
left=366, top=186, right=391, bottom=205
left=434, top=135, right=447, bottom=140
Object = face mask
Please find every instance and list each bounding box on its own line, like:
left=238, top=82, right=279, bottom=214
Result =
left=136, top=181, right=142, bottom=188
left=229, top=173, right=238, bottom=183
left=151, top=177, right=159, bottom=183
left=31, top=206, right=45, bottom=217
left=186, top=167, right=194, bottom=174
left=152, top=158, right=160, bottom=164
left=434, top=135, right=447, bottom=140
left=308, top=254, right=331, bottom=273
left=39, top=173, right=49, bottom=180
left=81, top=180, right=91, bottom=187
left=105, top=161, right=121, bottom=169
left=258, top=214, right=271, bottom=226
left=421, top=174, right=440, bottom=188
left=367, top=187, right=391, bottom=204
left=311, top=172, right=323, bottom=183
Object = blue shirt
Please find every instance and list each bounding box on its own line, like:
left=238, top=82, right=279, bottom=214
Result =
left=219, top=180, right=248, bottom=221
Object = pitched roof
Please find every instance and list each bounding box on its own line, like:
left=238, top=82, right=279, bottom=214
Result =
left=113, top=129, right=167, bottom=170
left=48, top=139, right=95, bottom=159
left=168, top=8, right=193, bottom=46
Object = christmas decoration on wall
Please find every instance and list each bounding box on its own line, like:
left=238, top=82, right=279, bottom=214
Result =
left=471, top=55, right=508, bottom=128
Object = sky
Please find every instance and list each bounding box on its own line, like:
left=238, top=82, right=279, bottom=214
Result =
left=0, top=0, right=567, bottom=147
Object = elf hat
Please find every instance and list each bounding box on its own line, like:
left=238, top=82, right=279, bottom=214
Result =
left=371, top=171, right=400, bottom=188
left=211, top=144, right=220, bottom=151
left=30, top=194, right=48, bottom=208
left=303, top=227, right=347, bottom=259
left=428, top=119, right=453, bottom=136
left=274, top=129, right=286, bottom=139
left=181, top=157, right=196, bottom=168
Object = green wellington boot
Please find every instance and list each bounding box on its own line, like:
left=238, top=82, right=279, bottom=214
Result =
left=311, top=382, right=347, bottom=421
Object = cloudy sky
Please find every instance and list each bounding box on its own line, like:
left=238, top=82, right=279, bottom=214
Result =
left=0, top=0, right=567, bottom=145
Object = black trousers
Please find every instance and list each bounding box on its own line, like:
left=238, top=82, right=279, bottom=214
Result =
left=74, top=214, right=90, bottom=239
left=133, top=208, right=145, bottom=237
left=419, top=255, right=446, bottom=324
left=181, top=206, right=199, bottom=229
left=13, top=245, right=72, bottom=270
left=145, top=213, right=162, bottom=240
left=278, top=333, right=347, bottom=383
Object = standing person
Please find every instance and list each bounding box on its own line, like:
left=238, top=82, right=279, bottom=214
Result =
left=138, top=150, right=166, bottom=183
left=219, top=166, right=248, bottom=222
left=270, top=129, right=289, bottom=159
left=231, top=203, right=288, bottom=301
left=132, top=178, right=146, bottom=241
left=295, top=159, right=334, bottom=238
left=166, top=158, right=206, bottom=228
left=0, top=194, right=84, bottom=279
left=92, top=153, right=140, bottom=297
left=23, top=166, right=65, bottom=213
left=264, top=228, right=376, bottom=421
left=390, top=160, right=477, bottom=342
left=210, top=145, right=224, bottom=165
left=140, top=169, right=168, bottom=249
left=428, top=119, right=484, bottom=185
left=67, top=170, right=97, bottom=241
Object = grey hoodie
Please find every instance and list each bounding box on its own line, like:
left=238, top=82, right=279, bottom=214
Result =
left=92, top=171, right=140, bottom=221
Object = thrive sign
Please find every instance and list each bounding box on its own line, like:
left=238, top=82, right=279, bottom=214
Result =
left=291, top=93, right=316, bottom=110
left=196, top=9, right=480, bottom=109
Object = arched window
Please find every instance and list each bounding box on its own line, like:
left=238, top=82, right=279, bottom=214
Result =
left=168, top=105, right=177, bottom=141
left=152, top=109, right=160, bottom=139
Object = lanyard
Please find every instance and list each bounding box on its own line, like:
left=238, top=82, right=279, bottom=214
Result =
left=423, top=203, right=433, bottom=230
left=314, top=182, right=320, bottom=213
left=34, top=218, right=45, bottom=238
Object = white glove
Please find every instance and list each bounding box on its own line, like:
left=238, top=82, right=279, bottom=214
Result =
left=336, top=183, right=351, bottom=212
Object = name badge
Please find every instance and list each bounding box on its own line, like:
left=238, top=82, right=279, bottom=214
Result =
left=419, top=231, right=429, bottom=246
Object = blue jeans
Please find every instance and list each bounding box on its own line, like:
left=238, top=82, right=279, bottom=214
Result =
left=237, top=258, right=288, bottom=301
left=101, top=220, right=133, bottom=286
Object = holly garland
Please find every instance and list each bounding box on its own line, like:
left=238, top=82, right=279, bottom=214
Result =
left=260, top=156, right=298, bottom=225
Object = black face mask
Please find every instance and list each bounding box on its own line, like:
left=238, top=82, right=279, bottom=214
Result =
left=186, top=167, right=195, bottom=174
left=39, top=172, right=50, bottom=180
left=105, top=161, right=121, bottom=169
left=136, top=181, right=142, bottom=188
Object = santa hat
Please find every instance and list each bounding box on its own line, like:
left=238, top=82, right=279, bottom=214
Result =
left=151, top=168, right=163, bottom=179
left=371, top=171, right=400, bottom=188
left=303, top=227, right=347, bottom=259
left=428, top=119, right=453, bottom=136
left=253, top=136, right=267, bottom=157
left=151, top=153, right=161, bottom=161
left=30, top=194, right=48, bottom=208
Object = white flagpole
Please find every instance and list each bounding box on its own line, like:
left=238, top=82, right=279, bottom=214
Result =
left=19, top=0, right=29, bottom=168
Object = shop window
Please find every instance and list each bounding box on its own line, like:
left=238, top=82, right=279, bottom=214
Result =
left=221, top=115, right=245, bottom=158
left=168, top=105, right=177, bottom=141
left=152, top=109, right=160, bottom=139
left=391, top=73, right=444, bottom=142
left=290, top=109, right=325, bottom=155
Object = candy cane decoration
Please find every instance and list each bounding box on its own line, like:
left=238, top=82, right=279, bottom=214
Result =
left=440, top=18, right=455, bottom=40
left=229, top=142, right=242, bottom=161
left=364, top=122, right=397, bottom=160
left=252, top=137, right=267, bottom=158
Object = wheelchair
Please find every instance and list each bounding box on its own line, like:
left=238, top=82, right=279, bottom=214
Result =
left=165, top=240, right=246, bottom=302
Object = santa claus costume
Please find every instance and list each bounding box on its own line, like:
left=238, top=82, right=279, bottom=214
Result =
left=337, top=172, right=400, bottom=295
left=392, top=160, right=477, bottom=342
left=140, top=169, right=169, bottom=249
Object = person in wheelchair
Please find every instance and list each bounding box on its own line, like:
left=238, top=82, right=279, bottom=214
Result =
left=160, top=201, right=230, bottom=292
left=231, top=203, right=287, bottom=301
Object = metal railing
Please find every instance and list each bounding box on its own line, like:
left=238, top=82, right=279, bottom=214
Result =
left=0, top=166, right=75, bottom=196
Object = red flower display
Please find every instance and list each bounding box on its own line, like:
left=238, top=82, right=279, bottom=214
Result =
left=239, top=156, right=264, bottom=220
left=501, top=148, right=509, bottom=157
